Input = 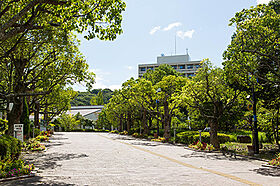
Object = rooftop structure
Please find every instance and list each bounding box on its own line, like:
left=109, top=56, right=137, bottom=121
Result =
left=138, top=53, right=201, bottom=78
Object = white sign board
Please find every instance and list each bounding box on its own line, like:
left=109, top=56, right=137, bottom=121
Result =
left=14, top=124, right=23, bottom=142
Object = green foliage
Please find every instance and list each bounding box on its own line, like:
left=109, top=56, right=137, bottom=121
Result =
left=33, top=129, right=41, bottom=138
left=176, top=131, right=199, bottom=144
left=0, top=135, right=21, bottom=160
left=0, top=119, right=8, bottom=135
left=57, top=113, right=81, bottom=131
left=268, top=153, right=280, bottom=167
left=0, top=159, right=34, bottom=178
left=110, top=130, right=119, bottom=134
left=71, top=89, right=113, bottom=106
left=189, top=141, right=215, bottom=151
left=35, top=135, right=49, bottom=142
left=193, top=132, right=232, bottom=144
left=25, top=139, right=46, bottom=152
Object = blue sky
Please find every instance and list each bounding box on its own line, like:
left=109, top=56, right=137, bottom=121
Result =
left=74, top=0, right=270, bottom=91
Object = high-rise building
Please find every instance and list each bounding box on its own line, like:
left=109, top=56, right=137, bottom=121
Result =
left=138, top=53, right=201, bottom=78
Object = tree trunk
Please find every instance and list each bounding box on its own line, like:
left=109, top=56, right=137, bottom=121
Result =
left=143, top=109, right=148, bottom=135
left=163, top=101, right=171, bottom=141
left=7, top=98, right=23, bottom=136
left=34, top=102, right=40, bottom=129
left=209, top=118, right=219, bottom=149
left=127, top=112, right=131, bottom=133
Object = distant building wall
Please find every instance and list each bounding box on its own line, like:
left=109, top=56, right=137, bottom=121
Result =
left=138, top=53, right=201, bottom=78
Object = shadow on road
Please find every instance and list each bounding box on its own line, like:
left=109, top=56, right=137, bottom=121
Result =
left=25, top=152, right=88, bottom=170
left=181, top=151, right=255, bottom=162
left=253, top=167, right=280, bottom=177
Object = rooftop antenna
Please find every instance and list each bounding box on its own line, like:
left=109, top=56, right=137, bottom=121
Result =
left=186, top=48, right=188, bottom=54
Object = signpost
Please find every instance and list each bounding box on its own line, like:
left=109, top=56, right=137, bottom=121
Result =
left=14, top=124, right=23, bottom=142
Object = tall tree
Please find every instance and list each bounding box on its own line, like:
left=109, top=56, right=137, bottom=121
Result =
left=182, top=60, right=244, bottom=148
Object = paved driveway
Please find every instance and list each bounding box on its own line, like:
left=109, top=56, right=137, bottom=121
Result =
left=3, top=132, right=280, bottom=185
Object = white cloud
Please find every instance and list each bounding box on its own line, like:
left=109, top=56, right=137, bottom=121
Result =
left=125, top=65, right=134, bottom=70
left=176, top=29, right=195, bottom=39
left=163, top=22, right=182, bottom=31
left=257, top=0, right=270, bottom=4
left=149, top=26, right=161, bottom=35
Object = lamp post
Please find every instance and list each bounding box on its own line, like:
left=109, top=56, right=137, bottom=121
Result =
left=249, top=73, right=259, bottom=154
left=252, top=84, right=259, bottom=154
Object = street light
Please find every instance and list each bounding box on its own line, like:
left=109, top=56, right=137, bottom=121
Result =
left=249, top=73, right=259, bottom=154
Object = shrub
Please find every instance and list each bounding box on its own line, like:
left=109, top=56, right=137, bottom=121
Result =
left=189, top=141, right=215, bottom=151
left=33, top=128, right=40, bottom=138
left=176, top=131, right=199, bottom=144
left=119, top=131, right=128, bottom=135
left=132, top=132, right=139, bottom=138
left=0, top=159, right=34, bottom=178
left=0, top=135, right=21, bottom=160
left=0, top=119, right=8, bottom=135
left=35, top=135, right=49, bottom=142
left=110, top=130, right=119, bottom=134
left=193, top=132, right=232, bottom=144
left=268, top=153, right=280, bottom=167
left=151, top=137, right=166, bottom=143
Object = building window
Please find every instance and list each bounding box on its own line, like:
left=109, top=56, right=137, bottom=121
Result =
left=179, top=65, right=185, bottom=69
left=187, top=65, right=193, bottom=69
left=147, top=67, right=154, bottom=70
left=195, top=64, right=200, bottom=68
left=140, top=67, right=146, bottom=71
left=171, top=65, right=177, bottom=69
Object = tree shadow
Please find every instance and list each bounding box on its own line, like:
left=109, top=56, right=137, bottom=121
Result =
left=1, top=175, right=75, bottom=186
left=24, top=152, right=89, bottom=170
left=253, top=166, right=280, bottom=177
left=181, top=151, right=254, bottom=162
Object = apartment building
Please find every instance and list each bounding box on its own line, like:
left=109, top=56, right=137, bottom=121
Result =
left=138, top=53, right=201, bottom=78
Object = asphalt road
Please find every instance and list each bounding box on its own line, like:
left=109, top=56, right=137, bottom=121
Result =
left=3, top=132, right=280, bottom=185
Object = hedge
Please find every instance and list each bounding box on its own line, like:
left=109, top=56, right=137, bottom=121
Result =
left=193, top=132, right=233, bottom=144
left=176, top=131, right=199, bottom=144
left=176, top=131, right=234, bottom=144
left=0, top=135, right=22, bottom=160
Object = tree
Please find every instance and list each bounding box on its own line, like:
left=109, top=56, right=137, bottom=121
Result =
left=0, top=0, right=126, bottom=42
left=1, top=0, right=126, bottom=135
left=223, top=3, right=280, bottom=103
left=182, top=60, right=244, bottom=148
left=1, top=31, right=94, bottom=135
left=223, top=3, right=280, bottom=149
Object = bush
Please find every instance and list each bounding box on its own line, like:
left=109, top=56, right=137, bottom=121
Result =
left=176, top=131, right=199, bottom=144
left=0, top=135, right=22, bottom=160
left=26, top=139, right=45, bottom=152
left=33, top=128, right=40, bottom=138
left=0, top=119, right=8, bottom=135
left=188, top=141, right=215, bottom=151
left=35, top=135, right=49, bottom=142
left=151, top=137, right=166, bottom=143
left=268, top=153, right=280, bottom=167
left=0, top=159, right=34, bottom=178
left=119, top=131, right=128, bottom=135
left=193, top=132, right=232, bottom=144
left=110, top=130, right=119, bottom=134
